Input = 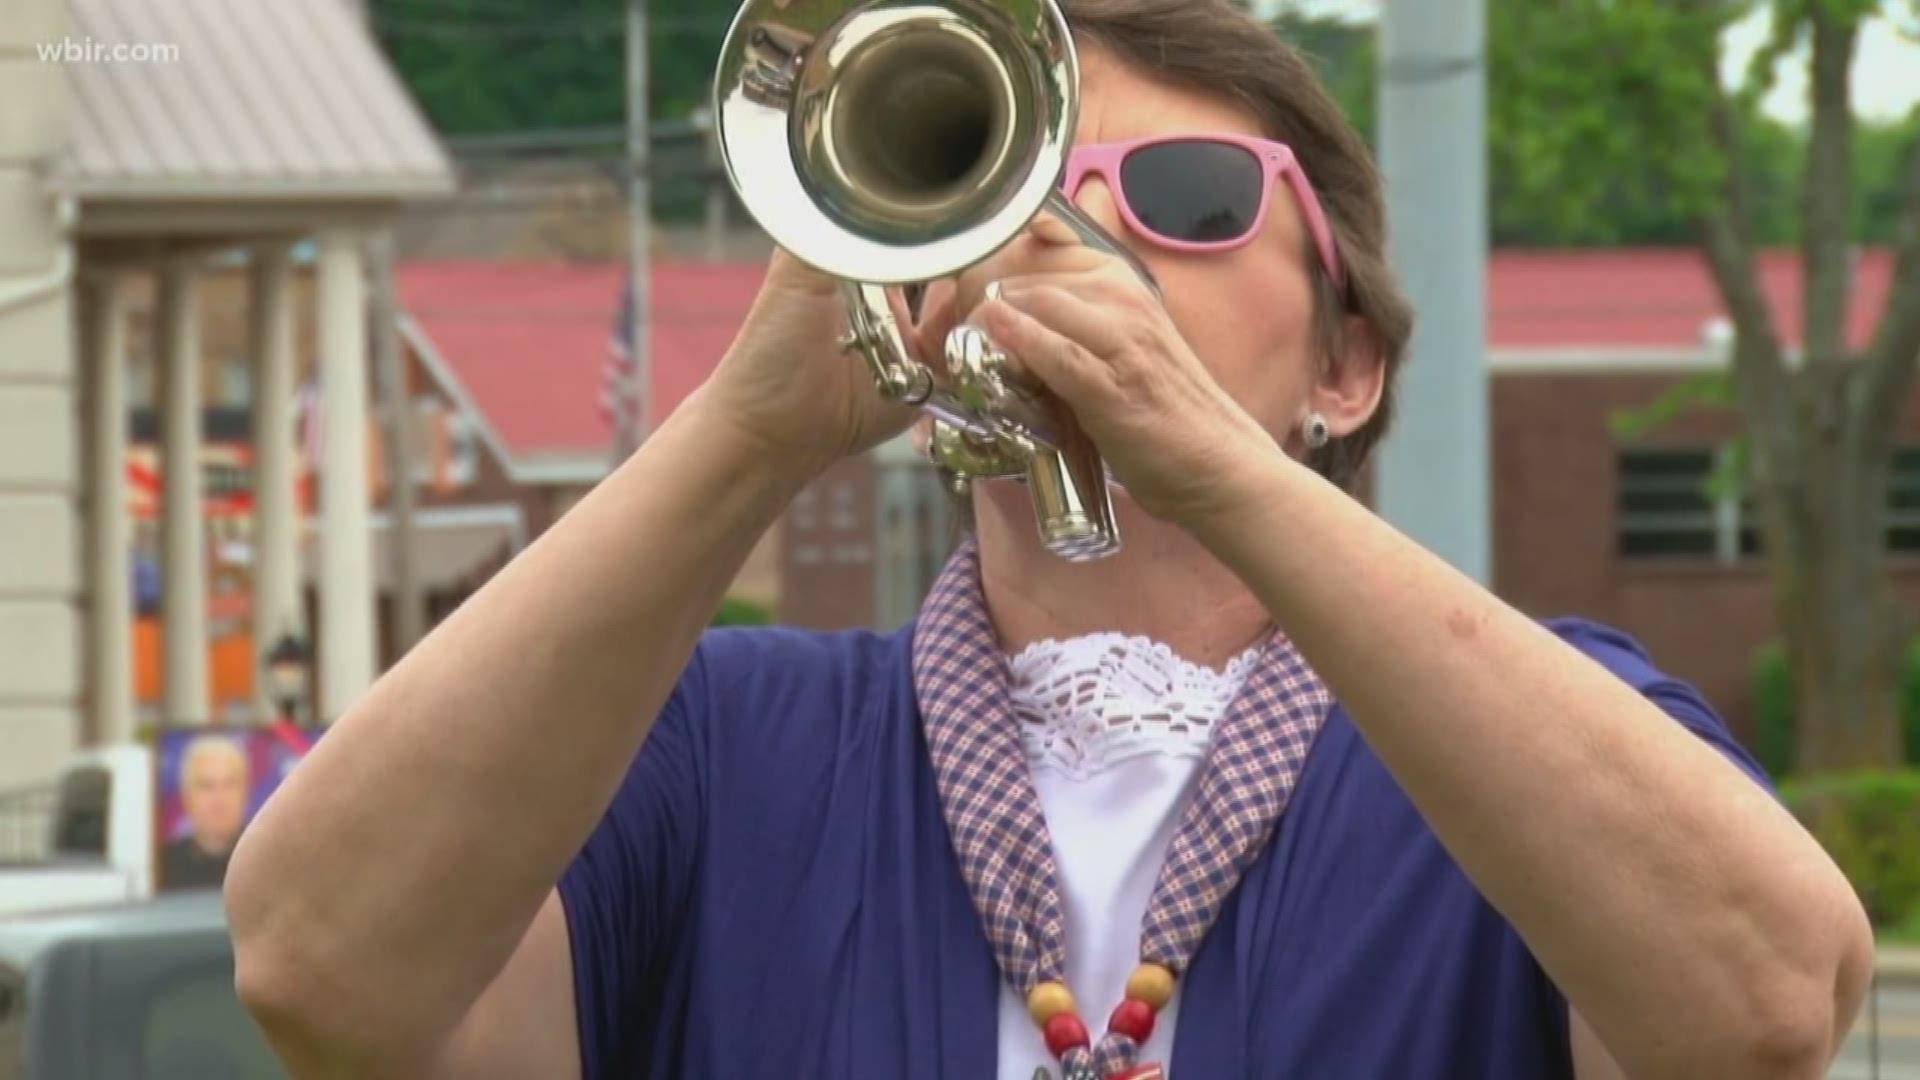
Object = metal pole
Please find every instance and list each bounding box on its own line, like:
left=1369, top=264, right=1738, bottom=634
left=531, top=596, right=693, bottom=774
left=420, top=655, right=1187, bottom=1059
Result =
left=705, top=112, right=728, bottom=262
left=1869, top=968, right=1880, bottom=1078
left=355, top=0, right=424, bottom=652
left=1374, top=0, right=1491, bottom=584
left=623, top=0, right=654, bottom=459
left=369, top=232, right=424, bottom=652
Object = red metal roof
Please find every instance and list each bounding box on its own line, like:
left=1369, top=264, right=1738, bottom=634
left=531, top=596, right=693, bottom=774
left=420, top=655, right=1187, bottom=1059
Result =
left=399, top=249, right=1897, bottom=460
left=397, top=260, right=768, bottom=463
left=1490, top=247, right=1893, bottom=351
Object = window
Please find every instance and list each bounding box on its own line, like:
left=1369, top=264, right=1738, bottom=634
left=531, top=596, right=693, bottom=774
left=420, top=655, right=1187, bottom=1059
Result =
left=1889, top=449, right=1920, bottom=553
left=203, top=460, right=250, bottom=502
left=220, top=358, right=252, bottom=407
left=1617, top=447, right=1759, bottom=563
left=408, top=400, right=479, bottom=489
left=52, top=766, right=111, bottom=859
left=128, top=357, right=155, bottom=410
left=1620, top=445, right=1920, bottom=562
left=875, top=456, right=957, bottom=627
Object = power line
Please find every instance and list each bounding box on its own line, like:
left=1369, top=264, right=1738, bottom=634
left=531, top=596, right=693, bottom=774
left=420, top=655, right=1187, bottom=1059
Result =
left=371, top=11, right=729, bottom=40
left=442, top=119, right=709, bottom=154
left=376, top=0, right=600, bottom=17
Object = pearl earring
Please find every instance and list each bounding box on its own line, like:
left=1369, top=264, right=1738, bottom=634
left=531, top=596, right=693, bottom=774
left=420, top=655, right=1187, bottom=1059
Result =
left=1302, top=412, right=1330, bottom=451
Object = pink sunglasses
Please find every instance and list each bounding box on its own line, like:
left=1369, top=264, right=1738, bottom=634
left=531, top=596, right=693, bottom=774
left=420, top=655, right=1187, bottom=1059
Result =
left=1062, top=132, right=1346, bottom=293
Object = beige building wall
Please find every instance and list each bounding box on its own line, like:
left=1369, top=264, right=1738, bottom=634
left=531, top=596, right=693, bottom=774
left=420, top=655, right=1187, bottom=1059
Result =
left=0, top=0, right=80, bottom=788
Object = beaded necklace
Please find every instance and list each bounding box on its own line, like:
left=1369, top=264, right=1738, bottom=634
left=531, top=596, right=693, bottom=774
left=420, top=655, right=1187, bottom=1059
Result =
left=913, top=540, right=1331, bottom=1079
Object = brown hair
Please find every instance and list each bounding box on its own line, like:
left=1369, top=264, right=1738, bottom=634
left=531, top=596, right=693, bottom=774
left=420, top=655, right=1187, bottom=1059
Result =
left=1065, top=0, right=1414, bottom=487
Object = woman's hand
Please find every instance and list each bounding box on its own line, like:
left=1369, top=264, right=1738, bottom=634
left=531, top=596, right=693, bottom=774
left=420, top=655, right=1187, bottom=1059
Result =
left=944, top=217, right=1283, bottom=527
left=698, top=249, right=920, bottom=473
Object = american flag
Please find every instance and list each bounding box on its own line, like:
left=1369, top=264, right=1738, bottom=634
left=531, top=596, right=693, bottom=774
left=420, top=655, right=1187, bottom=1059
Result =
left=296, top=380, right=325, bottom=468
left=600, top=270, right=638, bottom=437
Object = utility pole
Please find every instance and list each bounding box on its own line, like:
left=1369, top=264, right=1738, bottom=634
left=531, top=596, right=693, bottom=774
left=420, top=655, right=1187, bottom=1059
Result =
left=1375, top=0, right=1490, bottom=584
left=697, top=108, right=728, bottom=261
left=370, top=231, right=423, bottom=651
left=353, top=0, right=425, bottom=649
left=621, top=0, right=653, bottom=461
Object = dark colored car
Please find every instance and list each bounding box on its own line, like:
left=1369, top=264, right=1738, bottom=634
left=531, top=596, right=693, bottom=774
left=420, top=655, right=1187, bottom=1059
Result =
left=0, top=894, right=284, bottom=1079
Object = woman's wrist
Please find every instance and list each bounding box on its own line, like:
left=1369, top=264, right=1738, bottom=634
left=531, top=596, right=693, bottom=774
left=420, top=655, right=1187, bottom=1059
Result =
left=1179, top=441, right=1301, bottom=549
left=676, top=385, right=842, bottom=493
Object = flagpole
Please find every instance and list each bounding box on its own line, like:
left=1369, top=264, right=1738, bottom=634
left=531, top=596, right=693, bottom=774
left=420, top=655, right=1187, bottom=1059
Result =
left=620, top=0, right=653, bottom=465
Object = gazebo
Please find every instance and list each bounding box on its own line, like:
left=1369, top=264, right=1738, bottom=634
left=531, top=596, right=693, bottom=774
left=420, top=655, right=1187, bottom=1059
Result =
left=0, top=0, right=453, bottom=784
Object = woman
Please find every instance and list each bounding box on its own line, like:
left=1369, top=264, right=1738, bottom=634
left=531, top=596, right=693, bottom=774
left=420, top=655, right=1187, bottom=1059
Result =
left=224, top=1, right=1874, bottom=1077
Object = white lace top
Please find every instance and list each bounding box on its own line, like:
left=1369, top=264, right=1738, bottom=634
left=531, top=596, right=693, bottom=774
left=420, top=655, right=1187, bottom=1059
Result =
left=1009, top=632, right=1265, bottom=780
left=994, top=632, right=1264, bottom=1080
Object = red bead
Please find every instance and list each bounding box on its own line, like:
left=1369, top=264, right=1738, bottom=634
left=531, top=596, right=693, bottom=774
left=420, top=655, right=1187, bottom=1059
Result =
left=1108, top=997, right=1156, bottom=1044
left=1043, top=1012, right=1091, bottom=1057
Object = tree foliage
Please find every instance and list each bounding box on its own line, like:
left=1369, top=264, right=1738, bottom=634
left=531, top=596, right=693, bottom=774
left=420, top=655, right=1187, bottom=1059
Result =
left=1492, top=0, right=1920, bottom=771
left=1272, top=0, right=1913, bottom=247
left=376, top=0, right=1915, bottom=250
left=373, top=0, right=736, bottom=135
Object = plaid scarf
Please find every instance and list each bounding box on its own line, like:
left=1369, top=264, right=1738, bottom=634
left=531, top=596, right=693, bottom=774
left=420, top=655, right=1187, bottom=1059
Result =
left=912, top=538, right=1332, bottom=1076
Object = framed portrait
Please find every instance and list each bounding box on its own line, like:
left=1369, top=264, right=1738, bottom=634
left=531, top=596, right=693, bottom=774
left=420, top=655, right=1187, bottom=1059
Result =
left=153, top=725, right=313, bottom=892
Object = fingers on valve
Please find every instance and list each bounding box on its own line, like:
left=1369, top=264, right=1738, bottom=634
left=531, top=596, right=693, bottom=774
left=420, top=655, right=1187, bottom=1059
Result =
left=983, top=296, right=1102, bottom=399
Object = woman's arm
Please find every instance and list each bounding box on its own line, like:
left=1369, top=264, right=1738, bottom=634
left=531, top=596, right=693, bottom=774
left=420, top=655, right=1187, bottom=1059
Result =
left=969, top=246, right=1873, bottom=1080
left=1187, top=451, right=1873, bottom=1079
left=225, top=252, right=913, bottom=1078
left=224, top=395, right=812, bottom=1075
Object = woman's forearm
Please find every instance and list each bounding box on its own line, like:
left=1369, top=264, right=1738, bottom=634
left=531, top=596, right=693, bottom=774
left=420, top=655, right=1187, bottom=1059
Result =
left=225, top=390, right=815, bottom=1068
left=1190, top=451, right=1871, bottom=1078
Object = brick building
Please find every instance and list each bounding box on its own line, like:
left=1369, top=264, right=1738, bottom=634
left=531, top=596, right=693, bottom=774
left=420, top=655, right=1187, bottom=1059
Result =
left=393, top=260, right=785, bottom=609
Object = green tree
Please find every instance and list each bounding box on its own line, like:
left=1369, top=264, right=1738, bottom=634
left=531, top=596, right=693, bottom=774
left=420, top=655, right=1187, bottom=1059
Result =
left=1861, top=113, right=1920, bottom=241
left=373, top=0, right=735, bottom=135
left=1269, top=2, right=1773, bottom=245
left=1268, top=1, right=1909, bottom=249
left=1267, top=10, right=1377, bottom=144
left=1497, top=0, right=1920, bottom=771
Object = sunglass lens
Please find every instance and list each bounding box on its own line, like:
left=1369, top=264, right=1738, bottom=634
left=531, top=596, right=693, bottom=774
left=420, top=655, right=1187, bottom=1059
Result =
left=1119, top=141, right=1263, bottom=245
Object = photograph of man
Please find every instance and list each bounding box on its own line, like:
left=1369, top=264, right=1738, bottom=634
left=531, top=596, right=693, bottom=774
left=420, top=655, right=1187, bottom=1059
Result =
left=162, top=734, right=251, bottom=890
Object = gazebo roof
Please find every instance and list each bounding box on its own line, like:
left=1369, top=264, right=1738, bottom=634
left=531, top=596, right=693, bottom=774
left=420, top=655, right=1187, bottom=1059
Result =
left=58, top=0, right=453, bottom=202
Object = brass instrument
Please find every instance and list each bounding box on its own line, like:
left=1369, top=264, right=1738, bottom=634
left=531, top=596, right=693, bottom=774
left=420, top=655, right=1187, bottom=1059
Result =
left=712, top=0, right=1156, bottom=561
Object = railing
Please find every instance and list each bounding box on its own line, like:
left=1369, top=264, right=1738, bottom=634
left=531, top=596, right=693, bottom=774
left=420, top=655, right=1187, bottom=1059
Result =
left=0, top=784, right=57, bottom=866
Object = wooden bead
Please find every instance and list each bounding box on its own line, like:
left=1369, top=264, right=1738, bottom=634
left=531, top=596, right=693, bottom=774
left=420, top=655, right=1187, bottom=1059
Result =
left=1124, top=962, right=1176, bottom=1009
left=1043, top=1012, right=1091, bottom=1057
left=1027, top=980, right=1077, bottom=1025
left=1108, top=998, right=1156, bottom=1044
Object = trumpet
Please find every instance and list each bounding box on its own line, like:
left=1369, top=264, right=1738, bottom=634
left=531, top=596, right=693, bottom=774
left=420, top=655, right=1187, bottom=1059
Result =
left=712, top=0, right=1156, bottom=561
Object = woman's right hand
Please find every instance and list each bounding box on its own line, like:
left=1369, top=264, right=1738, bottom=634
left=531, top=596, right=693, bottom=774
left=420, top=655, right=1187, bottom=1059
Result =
left=697, top=249, right=921, bottom=472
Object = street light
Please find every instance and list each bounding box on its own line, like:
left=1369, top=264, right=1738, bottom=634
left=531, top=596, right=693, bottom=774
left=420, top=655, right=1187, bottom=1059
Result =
left=265, top=633, right=310, bottom=727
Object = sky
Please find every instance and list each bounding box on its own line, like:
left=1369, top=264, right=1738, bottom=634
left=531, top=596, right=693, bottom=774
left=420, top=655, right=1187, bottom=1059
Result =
left=1269, top=0, right=1920, bottom=124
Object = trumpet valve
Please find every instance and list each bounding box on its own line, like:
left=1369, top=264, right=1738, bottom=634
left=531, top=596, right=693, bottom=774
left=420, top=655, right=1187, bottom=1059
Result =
left=928, top=419, right=1029, bottom=479
left=944, top=324, right=1012, bottom=413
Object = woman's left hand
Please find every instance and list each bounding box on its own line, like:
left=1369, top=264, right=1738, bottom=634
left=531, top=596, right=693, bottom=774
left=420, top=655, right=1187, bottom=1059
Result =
left=934, top=214, right=1286, bottom=528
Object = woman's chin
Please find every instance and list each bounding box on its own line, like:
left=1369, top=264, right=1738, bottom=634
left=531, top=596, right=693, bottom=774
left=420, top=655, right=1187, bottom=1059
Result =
left=975, top=479, right=1178, bottom=561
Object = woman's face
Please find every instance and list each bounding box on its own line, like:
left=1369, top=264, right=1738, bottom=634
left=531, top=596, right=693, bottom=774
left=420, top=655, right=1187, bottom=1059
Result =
left=1059, top=40, right=1335, bottom=449
left=920, top=42, right=1381, bottom=527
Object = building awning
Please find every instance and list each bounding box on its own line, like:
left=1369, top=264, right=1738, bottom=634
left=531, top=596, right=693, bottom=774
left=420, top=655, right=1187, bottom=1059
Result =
left=302, top=506, right=522, bottom=594
left=60, top=0, right=454, bottom=202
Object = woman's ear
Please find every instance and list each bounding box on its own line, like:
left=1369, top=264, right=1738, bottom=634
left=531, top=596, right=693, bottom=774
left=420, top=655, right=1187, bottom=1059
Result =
left=1308, top=313, right=1386, bottom=439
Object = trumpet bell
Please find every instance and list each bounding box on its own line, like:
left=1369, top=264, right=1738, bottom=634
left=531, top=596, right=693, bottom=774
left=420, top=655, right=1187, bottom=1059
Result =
left=713, top=0, right=1079, bottom=284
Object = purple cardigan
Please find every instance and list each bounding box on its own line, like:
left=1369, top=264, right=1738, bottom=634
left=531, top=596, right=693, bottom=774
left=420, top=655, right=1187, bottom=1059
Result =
left=557, top=618, right=1770, bottom=1078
